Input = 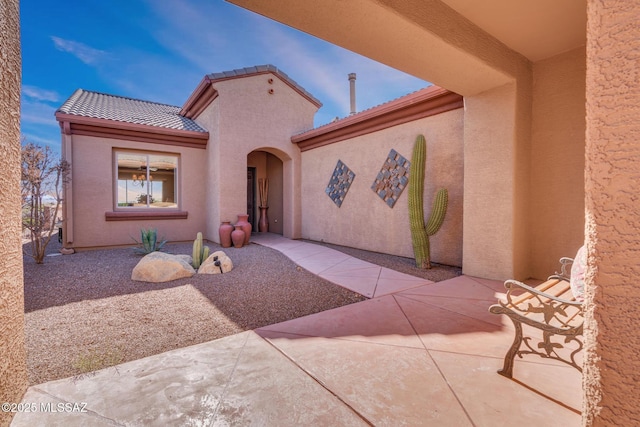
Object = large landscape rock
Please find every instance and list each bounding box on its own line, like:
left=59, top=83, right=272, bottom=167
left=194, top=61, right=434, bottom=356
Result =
left=198, top=251, right=233, bottom=274
left=132, top=251, right=196, bottom=282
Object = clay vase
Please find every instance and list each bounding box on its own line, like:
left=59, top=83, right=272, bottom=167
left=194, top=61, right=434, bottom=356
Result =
left=258, top=206, right=269, bottom=233
left=236, top=214, right=251, bottom=245
left=231, top=225, right=245, bottom=248
left=218, top=221, right=233, bottom=248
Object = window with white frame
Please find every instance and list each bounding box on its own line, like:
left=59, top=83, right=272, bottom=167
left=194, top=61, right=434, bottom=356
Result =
left=115, top=151, right=178, bottom=209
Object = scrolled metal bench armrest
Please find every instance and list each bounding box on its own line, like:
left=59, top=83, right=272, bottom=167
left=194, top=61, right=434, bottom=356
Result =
left=494, top=279, right=583, bottom=330
left=548, top=256, right=574, bottom=282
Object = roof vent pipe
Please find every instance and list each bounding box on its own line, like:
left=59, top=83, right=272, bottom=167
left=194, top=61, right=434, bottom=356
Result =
left=348, top=73, right=356, bottom=115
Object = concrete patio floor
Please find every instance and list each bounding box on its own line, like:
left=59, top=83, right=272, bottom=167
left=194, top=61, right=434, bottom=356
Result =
left=12, top=234, right=582, bottom=426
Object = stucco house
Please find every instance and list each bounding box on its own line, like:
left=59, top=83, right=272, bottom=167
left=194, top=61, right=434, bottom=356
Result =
left=3, top=1, right=638, bottom=426
left=55, top=65, right=320, bottom=250
left=55, top=64, right=467, bottom=268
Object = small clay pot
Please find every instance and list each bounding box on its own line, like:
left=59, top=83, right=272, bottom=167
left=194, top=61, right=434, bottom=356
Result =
left=231, top=225, right=245, bottom=248
left=218, top=221, right=233, bottom=248
left=235, top=214, right=251, bottom=245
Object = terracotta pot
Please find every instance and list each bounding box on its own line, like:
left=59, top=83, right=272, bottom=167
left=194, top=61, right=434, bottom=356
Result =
left=258, top=206, right=269, bottom=232
left=218, top=221, right=233, bottom=248
left=231, top=225, right=245, bottom=248
left=235, top=214, right=251, bottom=245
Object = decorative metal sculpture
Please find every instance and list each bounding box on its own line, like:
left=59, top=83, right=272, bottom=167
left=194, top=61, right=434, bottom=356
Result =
left=371, top=149, right=410, bottom=208
left=326, top=160, right=356, bottom=207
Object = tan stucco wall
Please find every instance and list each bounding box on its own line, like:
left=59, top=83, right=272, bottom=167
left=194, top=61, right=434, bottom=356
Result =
left=531, top=47, right=586, bottom=279
left=584, top=2, right=640, bottom=425
left=301, top=108, right=463, bottom=266
left=463, top=83, right=520, bottom=278
left=67, top=135, right=207, bottom=248
left=0, top=1, right=28, bottom=425
left=195, top=73, right=317, bottom=241
left=198, top=98, right=221, bottom=242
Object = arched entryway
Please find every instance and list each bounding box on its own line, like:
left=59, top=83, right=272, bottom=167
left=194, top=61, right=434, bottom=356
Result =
left=247, top=149, right=284, bottom=235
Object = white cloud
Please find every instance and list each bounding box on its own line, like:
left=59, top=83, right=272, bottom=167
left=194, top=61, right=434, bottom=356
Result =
left=20, top=99, right=58, bottom=127
left=51, top=36, right=107, bottom=65
left=22, top=85, right=60, bottom=102
left=251, top=23, right=353, bottom=113
left=20, top=132, right=60, bottom=149
left=142, top=1, right=234, bottom=73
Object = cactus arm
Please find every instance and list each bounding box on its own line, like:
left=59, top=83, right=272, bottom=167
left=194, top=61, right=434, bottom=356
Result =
left=425, top=188, right=448, bottom=236
left=203, top=246, right=210, bottom=262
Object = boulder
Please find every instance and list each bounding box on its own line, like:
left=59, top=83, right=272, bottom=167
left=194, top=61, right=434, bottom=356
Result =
left=175, top=254, right=193, bottom=266
left=198, top=250, right=233, bottom=274
left=132, top=252, right=196, bottom=283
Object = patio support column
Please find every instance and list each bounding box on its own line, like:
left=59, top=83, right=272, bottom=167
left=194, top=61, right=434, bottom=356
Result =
left=462, top=78, right=532, bottom=280
left=583, top=1, right=640, bottom=425
left=0, top=1, right=28, bottom=426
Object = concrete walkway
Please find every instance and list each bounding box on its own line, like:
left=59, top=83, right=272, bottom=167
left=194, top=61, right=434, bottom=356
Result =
left=12, top=235, right=582, bottom=426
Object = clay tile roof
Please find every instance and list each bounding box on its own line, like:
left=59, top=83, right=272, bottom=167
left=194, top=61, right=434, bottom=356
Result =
left=207, top=64, right=322, bottom=107
left=57, top=89, right=207, bottom=133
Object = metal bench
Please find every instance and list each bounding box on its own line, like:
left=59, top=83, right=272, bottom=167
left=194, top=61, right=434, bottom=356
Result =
left=489, top=258, right=583, bottom=378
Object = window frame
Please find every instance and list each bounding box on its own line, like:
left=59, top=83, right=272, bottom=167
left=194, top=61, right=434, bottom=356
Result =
left=112, top=149, right=182, bottom=214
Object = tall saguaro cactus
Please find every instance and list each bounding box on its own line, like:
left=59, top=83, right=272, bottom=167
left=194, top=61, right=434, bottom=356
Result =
left=408, top=134, right=448, bottom=269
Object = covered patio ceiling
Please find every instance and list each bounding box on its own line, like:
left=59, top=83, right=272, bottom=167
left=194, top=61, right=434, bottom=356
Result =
left=441, top=0, right=586, bottom=62
left=228, top=0, right=587, bottom=95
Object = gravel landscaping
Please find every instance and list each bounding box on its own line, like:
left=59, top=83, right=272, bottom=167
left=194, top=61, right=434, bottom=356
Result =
left=23, top=236, right=460, bottom=385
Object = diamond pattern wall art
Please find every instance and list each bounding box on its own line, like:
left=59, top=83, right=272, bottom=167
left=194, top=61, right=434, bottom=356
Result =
left=371, top=149, right=411, bottom=208
left=326, top=160, right=356, bottom=207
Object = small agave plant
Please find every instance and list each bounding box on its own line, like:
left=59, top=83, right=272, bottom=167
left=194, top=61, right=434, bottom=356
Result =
left=132, top=228, right=167, bottom=255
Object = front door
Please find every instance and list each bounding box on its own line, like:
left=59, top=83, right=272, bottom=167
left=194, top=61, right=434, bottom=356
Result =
left=247, top=167, right=256, bottom=229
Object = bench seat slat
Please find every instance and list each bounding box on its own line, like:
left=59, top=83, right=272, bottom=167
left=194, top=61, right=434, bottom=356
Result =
left=510, top=279, right=562, bottom=306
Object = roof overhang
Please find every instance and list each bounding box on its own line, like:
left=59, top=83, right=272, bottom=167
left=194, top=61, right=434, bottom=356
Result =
left=180, top=76, right=219, bottom=119
left=292, top=86, right=462, bottom=152
left=55, top=112, right=210, bottom=149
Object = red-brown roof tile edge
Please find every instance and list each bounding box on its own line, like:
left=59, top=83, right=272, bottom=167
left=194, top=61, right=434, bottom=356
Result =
left=291, top=86, right=462, bottom=152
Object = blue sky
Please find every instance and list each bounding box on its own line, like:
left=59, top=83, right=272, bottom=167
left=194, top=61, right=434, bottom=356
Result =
left=21, top=0, right=430, bottom=151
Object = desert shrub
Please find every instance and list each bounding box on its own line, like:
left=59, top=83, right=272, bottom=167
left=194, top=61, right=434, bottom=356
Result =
left=132, top=228, right=167, bottom=255
left=21, top=141, right=70, bottom=263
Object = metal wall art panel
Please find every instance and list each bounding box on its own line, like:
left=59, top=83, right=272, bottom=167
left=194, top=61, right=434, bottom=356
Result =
left=371, top=149, right=410, bottom=208
left=326, top=160, right=356, bottom=207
